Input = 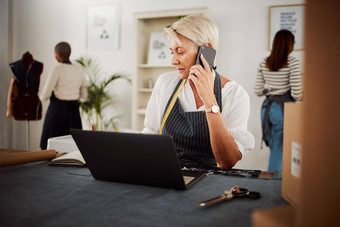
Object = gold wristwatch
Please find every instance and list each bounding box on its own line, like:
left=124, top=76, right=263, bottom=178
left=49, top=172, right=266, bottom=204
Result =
left=204, top=105, right=220, bottom=113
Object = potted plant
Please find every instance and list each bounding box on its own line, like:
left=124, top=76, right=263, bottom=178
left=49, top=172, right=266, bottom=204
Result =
left=75, top=57, right=130, bottom=131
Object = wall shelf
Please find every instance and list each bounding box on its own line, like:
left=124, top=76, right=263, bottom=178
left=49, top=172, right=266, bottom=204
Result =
left=138, top=88, right=153, bottom=93
left=137, top=109, right=146, bottom=115
left=138, top=64, right=175, bottom=68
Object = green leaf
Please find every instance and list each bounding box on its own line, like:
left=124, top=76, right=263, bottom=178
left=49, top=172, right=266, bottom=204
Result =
left=75, top=56, right=130, bottom=130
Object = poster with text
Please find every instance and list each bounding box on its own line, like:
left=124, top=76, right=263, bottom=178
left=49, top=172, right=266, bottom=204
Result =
left=87, top=5, right=120, bottom=51
left=269, top=5, right=305, bottom=50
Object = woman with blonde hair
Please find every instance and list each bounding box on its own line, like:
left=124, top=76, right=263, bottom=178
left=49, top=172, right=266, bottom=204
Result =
left=254, top=29, right=303, bottom=172
left=142, top=15, right=254, bottom=170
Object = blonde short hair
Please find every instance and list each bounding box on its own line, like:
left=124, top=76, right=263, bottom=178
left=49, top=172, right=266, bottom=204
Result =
left=164, top=14, right=219, bottom=50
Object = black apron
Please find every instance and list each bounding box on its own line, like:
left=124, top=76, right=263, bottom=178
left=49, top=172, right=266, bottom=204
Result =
left=40, top=93, right=82, bottom=150
left=161, top=71, right=222, bottom=168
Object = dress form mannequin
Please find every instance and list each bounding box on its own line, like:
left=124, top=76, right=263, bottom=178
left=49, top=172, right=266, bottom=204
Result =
left=7, top=52, right=43, bottom=149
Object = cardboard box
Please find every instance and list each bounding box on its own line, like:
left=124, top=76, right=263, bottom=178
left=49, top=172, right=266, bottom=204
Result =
left=282, top=102, right=303, bottom=206
left=252, top=206, right=294, bottom=227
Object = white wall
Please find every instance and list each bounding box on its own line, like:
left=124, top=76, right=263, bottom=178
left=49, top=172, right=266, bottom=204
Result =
left=8, top=0, right=304, bottom=170
left=0, top=0, right=11, bottom=149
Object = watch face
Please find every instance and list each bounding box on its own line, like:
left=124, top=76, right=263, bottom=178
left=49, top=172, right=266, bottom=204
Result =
left=212, top=105, right=219, bottom=113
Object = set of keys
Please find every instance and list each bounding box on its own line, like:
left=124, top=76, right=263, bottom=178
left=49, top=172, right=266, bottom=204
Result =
left=199, top=185, right=261, bottom=207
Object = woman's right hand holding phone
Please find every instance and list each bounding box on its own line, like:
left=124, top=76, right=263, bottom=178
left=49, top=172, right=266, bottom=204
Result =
left=188, top=54, right=216, bottom=108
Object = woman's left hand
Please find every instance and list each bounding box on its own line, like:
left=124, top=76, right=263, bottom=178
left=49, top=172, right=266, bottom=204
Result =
left=188, top=54, right=215, bottom=105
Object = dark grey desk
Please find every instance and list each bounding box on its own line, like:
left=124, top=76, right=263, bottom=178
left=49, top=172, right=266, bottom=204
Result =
left=0, top=162, right=287, bottom=226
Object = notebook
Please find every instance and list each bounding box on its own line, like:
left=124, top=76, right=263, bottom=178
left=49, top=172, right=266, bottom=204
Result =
left=70, top=129, right=205, bottom=190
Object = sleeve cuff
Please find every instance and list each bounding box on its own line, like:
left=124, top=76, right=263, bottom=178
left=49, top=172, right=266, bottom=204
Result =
left=234, top=139, right=246, bottom=158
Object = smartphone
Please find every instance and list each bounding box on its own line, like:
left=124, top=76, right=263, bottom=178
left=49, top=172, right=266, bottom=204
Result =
left=195, top=45, right=216, bottom=70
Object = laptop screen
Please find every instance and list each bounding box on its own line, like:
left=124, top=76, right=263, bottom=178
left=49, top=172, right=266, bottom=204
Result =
left=70, top=129, right=205, bottom=190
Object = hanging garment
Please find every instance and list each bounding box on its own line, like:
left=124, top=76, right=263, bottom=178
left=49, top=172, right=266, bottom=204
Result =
left=7, top=52, right=43, bottom=120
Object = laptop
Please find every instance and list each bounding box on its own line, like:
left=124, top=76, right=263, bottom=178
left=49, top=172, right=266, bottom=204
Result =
left=70, top=129, right=205, bottom=190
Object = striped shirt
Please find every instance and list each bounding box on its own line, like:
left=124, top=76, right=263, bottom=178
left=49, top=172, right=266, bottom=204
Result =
left=254, top=55, right=303, bottom=101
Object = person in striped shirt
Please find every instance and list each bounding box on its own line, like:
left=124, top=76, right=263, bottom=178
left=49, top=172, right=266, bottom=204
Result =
left=254, top=29, right=303, bottom=172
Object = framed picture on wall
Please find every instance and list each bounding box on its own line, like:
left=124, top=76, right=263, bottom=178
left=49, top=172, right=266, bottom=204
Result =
left=147, top=32, right=172, bottom=65
left=87, top=4, right=120, bottom=51
left=269, top=4, right=305, bottom=51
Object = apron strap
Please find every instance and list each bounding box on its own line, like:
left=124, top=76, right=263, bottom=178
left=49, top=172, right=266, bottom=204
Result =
left=159, top=79, right=187, bottom=134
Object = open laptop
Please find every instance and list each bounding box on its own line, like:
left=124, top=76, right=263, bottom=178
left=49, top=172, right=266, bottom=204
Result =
left=70, top=129, right=205, bottom=190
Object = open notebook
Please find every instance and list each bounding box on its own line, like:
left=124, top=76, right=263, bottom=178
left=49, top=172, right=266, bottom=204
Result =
left=70, top=129, right=205, bottom=190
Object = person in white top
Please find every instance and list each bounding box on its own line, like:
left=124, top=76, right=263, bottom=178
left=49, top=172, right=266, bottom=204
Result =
left=40, top=42, right=87, bottom=150
left=142, top=15, right=254, bottom=170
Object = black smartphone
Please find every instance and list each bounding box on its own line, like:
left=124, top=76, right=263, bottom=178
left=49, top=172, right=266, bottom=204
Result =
left=195, top=45, right=216, bottom=70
